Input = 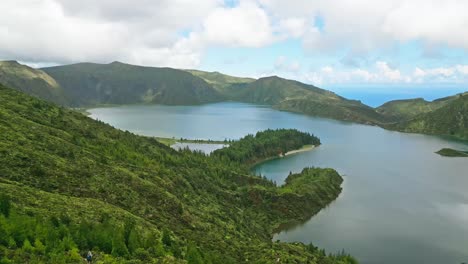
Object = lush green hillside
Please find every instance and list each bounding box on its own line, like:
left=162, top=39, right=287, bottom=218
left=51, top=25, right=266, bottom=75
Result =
left=0, top=85, right=355, bottom=263
left=386, top=93, right=468, bottom=140
left=227, top=76, right=387, bottom=124
left=376, top=93, right=468, bottom=121
left=42, top=62, right=223, bottom=107
left=376, top=98, right=443, bottom=121
left=0, top=61, right=67, bottom=105
left=185, top=70, right=255, bottom=94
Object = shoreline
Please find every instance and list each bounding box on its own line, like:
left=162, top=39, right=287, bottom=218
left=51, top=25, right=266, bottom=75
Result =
left=250, top=144, right=319, bottom=168
left=283, top=145, right=315, bottom=156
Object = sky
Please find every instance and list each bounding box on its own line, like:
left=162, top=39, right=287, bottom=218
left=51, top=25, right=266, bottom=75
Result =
left=1, top=0, right=468, bottom=99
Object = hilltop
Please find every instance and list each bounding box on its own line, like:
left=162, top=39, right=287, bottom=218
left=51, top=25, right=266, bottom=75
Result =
left=185, top=69, right=255, bottom=94
left=0, top=60, right=67, bottom=105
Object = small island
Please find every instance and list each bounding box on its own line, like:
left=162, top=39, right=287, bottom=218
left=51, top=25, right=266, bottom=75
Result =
left=436, top=148, right=468, bottom=157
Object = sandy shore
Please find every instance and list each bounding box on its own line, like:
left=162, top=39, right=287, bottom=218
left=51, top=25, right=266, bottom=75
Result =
left=283, top=145, right=316, bottom=156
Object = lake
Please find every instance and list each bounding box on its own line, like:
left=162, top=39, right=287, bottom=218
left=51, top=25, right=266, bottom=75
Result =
left=89, top=102, right=468, bottom=264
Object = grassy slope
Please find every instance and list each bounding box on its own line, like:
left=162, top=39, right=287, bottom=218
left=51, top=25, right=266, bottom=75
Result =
left=386, top=94, right=468, bottom=140
left=42, top=62, right=223, bottom=107
left=0, top=85, right=355, bottom=263
left=228, top=76, right=388, bottom=124
left=185, top=70, right=255, bottom=94
left=0, top=61, right=67, bottom=105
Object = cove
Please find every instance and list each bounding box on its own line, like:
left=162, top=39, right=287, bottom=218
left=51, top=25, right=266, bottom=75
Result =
left=89, top=102, right=468, bottom=264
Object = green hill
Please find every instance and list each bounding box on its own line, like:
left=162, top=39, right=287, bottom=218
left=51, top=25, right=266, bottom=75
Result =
left=0, top=61, right=67, bottom=105
left=386, top=93, right=468, bottom=140
left=185, top=70, right=255, bottom=94
left=42, top=62, right=223, bottom=107
left=0, top=84, right=355, bottom=263
left=376, top=93, right=467, bottom=121
left=228, top=76, right=388, bottom=124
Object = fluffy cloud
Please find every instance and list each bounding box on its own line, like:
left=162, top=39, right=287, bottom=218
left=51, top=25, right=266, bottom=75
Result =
left=260, top=0, right=468, bottom=52
left=0, top=0, right=223, bottom=67
left=200, top=1, right=274, bottom=47
left=1, top=0, right=468, bottom=77
left=277, top=18, right=307, bottom=38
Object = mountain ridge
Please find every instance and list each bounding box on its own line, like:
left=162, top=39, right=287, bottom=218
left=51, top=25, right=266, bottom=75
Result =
left=1, top=60, right=467, bottom=140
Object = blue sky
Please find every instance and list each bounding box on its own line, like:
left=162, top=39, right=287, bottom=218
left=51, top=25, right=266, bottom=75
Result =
left=1, top=0, right=467, bottom=100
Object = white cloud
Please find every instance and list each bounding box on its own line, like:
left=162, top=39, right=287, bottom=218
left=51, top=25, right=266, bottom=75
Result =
left=0, top=0, right=224, bottom=68
left=1, top=0, right=468, bottom=79
left=376, top=61, right=404, bottom=82
left=274, top=56, right=301, bottom=72
left=412, top=65, right=468, bottom=83
left=277, top=18, right=307, bottom=38
left=200, top=1, right=274, bottom=47
left=260, top=0, right=468, bottom=52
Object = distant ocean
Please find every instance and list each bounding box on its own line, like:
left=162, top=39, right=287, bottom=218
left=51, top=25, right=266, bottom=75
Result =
left=327, top=86, right=468, bottom=107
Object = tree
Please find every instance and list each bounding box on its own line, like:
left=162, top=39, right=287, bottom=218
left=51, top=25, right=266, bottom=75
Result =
left=127, top=227, right=142, bottom=254
left=161, top=228, right=172, bottom=248
left=111, top=228, right=129, bottom=257
left=0, top=195, right=11, bottom=218
left=186, top=243, right=204, bottom=264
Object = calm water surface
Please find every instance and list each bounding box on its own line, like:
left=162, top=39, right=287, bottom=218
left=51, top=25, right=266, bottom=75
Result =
left=89, top=102, right=468, bottom=264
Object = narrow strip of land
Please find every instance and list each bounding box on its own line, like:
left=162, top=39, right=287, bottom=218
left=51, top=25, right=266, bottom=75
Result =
left=155, top=137, right=229, bottom=146
left=283, top=145, right=315, bottom=156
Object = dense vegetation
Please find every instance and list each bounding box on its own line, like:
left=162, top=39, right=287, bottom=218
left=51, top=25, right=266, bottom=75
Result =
left=386, top=93, right=468, bottom=140
left=0, top=85, right=356, bottom=263
left=435, top=148, right=468, bottom=157
left=212, top=129, right=320, bottom=165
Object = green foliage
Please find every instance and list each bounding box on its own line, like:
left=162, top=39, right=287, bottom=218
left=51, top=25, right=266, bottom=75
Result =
left=186, top=243, right=204, bottom=264
left=0, top=195, right=10, bottom=218
left=112, top=228, right=129, bottom=257
left=161, top=228, right=173, bottom=249
left=0, top=85, right=357, bottom=263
